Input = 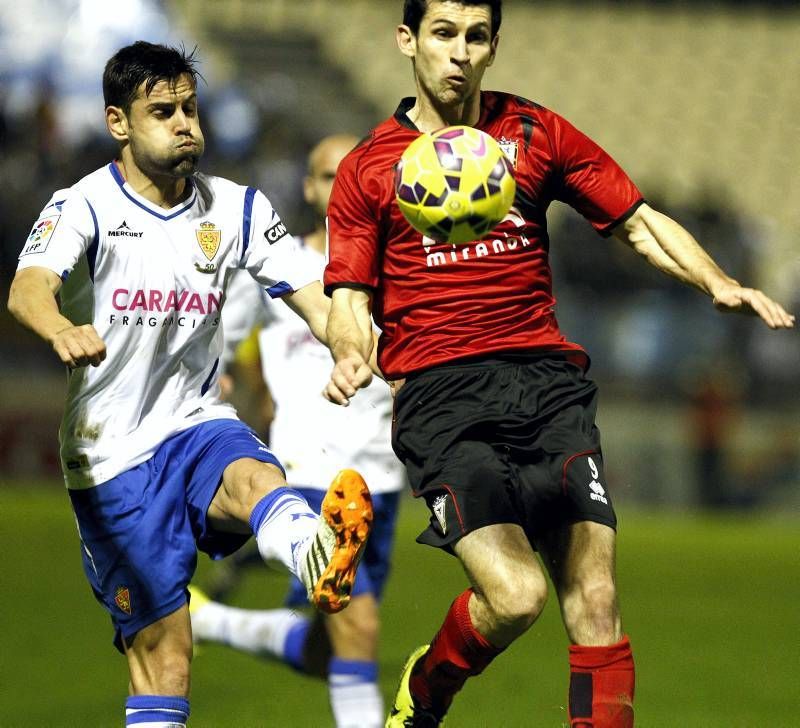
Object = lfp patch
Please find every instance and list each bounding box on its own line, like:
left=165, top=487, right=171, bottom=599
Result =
left=20, top=215, right=60, bottom=256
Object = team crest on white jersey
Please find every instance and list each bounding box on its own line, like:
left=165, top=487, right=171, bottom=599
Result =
left=432, top=494, right=448, bottom=534
left=196, top=221, right=221, bottom=260
left=498, top=137, right=518, bottom=169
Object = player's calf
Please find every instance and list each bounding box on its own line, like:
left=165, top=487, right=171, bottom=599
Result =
left=560, top=577, right=622, bottom=646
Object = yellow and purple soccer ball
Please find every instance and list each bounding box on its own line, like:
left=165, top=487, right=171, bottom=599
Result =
left=394, top=126, right=516, bottom=245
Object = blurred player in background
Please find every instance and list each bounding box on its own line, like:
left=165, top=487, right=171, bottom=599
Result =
left=7, top=42, right=373, bottom=727
left=190, top=134, right=405, bottom=728
left=323, top=1, right=795, bottom=726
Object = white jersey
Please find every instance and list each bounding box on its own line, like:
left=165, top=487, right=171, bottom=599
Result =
left=18, top=163, right=318, bottom=489
left=222, top=244, right=404, bottom=495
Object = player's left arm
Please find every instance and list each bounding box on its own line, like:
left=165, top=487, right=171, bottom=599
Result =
left=612, top=203, right=795, bottom=329
left=281, top=280, right=331, bottom=344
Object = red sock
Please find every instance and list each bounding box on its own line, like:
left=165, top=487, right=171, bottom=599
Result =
left=568, top=635, right=635, bottom=728
left=409, top=589, right=503, bottom=715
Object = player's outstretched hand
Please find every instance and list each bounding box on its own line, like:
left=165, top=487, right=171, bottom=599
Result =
left=52, top=324, right=107, bottom=368
left=324, top=357, right=373, bottom=406
left=712, top=283, right=795, bottom=329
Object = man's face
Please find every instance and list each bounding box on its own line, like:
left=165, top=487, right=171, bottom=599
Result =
left=304, top=136, right=357, bottom=219
left=401, top=1, right=497, bottom=107
left=121, top=73, right=205, bottom=178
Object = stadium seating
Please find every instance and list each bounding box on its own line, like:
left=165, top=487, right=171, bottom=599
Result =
left=172, top=0, right=800, bottom=290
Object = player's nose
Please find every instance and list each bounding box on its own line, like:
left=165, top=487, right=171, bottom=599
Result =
left=450, top=34, right=469, bottom=63
left=173, top=109, right=192, bottom=133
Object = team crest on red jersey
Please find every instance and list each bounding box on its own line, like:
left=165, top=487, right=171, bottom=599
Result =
left=195, top=221, right=221, bottom=260
left=114, top=586, right=132, bottom=615
left=498, top=137, right=518, bottom=169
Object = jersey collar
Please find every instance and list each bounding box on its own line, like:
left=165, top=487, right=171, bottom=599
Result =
left=108, top=162, right=197, bottom=221
left=393, top=97, right=420, bottom=131
left=393, top=93, right=493, bottom=132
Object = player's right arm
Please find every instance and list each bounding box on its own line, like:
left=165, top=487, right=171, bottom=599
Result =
left=8, top=267, right=106, bottom=368
left=323, top=145, right=383, bottom=406
left=325, top=286, right=375, bottom=406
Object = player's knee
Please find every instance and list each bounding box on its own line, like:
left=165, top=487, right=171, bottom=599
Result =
left=355, top=608, right=380, bottom=647
left=244, top=463, right=285, bottom=502
left=218, top=460, right=285, bottom=522
left=329, top=595, right=380, bottom=652
left=484, top=573, right=548, bottom=635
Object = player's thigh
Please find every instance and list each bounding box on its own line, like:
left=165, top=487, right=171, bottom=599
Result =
left=207, top=456, right=287, bottom=531
left=125, top=603, right=193, bottom=696
left=536, top=520, right=618, bottom=596
left=69, top=460, right=198, bottom=653
left=359, top=491, right=401, bottom=600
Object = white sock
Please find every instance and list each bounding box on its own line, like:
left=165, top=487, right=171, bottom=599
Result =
left=328, top=659, right=383, bottom=728
left=191, top=600, right=305, bottom=659
left=249, top=488, right=318, bottom=578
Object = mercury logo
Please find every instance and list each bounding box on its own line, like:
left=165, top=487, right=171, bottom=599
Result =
left=107, top=220, right=143, bottom=238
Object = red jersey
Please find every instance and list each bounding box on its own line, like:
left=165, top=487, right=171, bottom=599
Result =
left=324, top=92, right=643, bottom=379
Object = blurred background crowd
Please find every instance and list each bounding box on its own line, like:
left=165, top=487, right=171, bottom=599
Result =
left=1, top=0, right=798, bottom=510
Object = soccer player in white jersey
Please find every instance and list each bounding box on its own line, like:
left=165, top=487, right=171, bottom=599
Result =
left=190, top=135, right=405, bottom=728
left=6, top=42, right=374, bottom=728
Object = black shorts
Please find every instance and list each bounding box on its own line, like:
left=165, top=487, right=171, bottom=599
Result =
left=391, top=355, right=617, bottom=551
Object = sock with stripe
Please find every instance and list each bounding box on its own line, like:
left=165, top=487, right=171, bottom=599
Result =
left=191, top=597, right=308, bottom=664
left=568, top=635, right=635, bottom=728
left=410, top=588, right=503, bottom=717
left=125, top=696, right=189, bottom=727
left=250, top=487, right=318, bottom=578
left=328, top=657, right=383, bottom=728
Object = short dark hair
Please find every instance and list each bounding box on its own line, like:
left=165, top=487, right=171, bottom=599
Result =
left=403, top=0, right=502, bottom=38
left=103, top=41, right=201, bottom=113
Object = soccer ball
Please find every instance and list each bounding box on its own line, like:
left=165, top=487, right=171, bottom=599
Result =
left=394, top=125, right=516, bottom=244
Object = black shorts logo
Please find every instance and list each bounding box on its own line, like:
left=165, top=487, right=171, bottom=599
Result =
left=432, top=494, right=448, bottom=534
left=587, top=456, right=608, bottom=505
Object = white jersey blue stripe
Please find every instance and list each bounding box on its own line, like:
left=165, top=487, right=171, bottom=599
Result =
left=222, top=243, right=404, bottom=495
left=18, top=164, right=318, bottom=489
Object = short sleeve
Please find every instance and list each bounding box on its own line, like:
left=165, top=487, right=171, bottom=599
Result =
left=323, top=153, right=381, bottom=295
left=241, top=189, right=318, bottom=298
left=550, top=115, right=644, bottom=237
left=17, top=188, right=95, bottom=277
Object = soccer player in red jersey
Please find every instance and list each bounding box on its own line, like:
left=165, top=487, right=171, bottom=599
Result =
left=323, top=2, right=795, bottom=726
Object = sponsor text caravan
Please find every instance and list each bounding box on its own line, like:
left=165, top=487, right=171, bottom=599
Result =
left=109, top=288, right=222, bottom=328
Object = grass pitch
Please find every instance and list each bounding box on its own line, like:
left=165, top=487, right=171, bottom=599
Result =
left=1, top=484, right=797, bottom=727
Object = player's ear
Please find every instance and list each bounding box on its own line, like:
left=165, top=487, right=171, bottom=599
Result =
left=106, top=106, right=129, bottom=143
left=396, top=24, right=417, bottom=59
left=487, top=34, right=499, bottom=67
left=303, top=175, right=316, bottom=207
